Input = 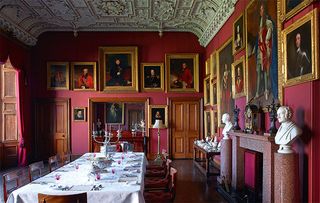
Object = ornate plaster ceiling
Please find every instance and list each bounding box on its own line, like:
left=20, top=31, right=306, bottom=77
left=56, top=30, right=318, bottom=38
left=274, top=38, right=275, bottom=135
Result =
left=0, top=0, right=236, bottom=46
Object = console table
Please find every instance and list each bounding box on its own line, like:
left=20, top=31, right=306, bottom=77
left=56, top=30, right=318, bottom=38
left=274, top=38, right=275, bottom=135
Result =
left=193, top=143, right=220, bottom=177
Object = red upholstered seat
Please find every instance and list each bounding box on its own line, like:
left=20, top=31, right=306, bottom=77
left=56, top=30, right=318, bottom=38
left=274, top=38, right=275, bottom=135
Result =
left=145, top=176, right=169, bottom=189
left=145, top=159, right=172, bottom=178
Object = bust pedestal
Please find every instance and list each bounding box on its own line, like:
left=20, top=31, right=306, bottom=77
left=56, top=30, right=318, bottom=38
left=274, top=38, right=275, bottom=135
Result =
left=274, top=153, right=298, bottom=203
left=217, top=138, right=232, bottom=185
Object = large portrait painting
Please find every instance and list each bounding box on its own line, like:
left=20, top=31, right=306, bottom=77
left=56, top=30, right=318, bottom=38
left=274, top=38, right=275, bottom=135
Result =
left=71, top=62, right=96, bottom=91
left=217, top=39, right=234, bottom=126
left=141, top=63, right=164, bottom=92
left=210, top=79, right=218, bottom=106
left=232, top=57, right=246, bottom=98
left=245, top=0, right=278, bottom=107
left=233, top=14, right=245, bottom=54
left=283, top=9, right=318, bottom=86
left=99, top=46, right=138, bottom=92
left=105, top=102, right=124, bottom=124
left=47, top=62, right=69, bottom=90
left=148, top=105, right=168, bottom=128
left=166, top=53, right=199, bottom=92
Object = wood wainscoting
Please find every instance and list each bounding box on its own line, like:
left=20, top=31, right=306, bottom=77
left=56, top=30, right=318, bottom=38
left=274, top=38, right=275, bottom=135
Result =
left=169, top=98, right=202, bottom=159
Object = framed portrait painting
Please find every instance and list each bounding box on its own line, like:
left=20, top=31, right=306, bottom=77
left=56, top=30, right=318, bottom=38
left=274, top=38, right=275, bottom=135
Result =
left=141, top=63, right=164, bottom=92
left=213, top=110, right=218, bottom=136
left=148, top=105, right=168, bottom=128
left=47, top=62, right=69, bottom=90
left=204, top=110, right=212, bottom=138
left=232, top=57, right=246, bottom=98
left=210, top=52, right=217, bottom=78
left=73, top=107, right=86, bottom=122
left=99, top=46, right=138, bottom=92
left=217, top=38, right=234, bottom=127
left=203, top=75, right=211, bottom=106
left=166, top=53, right=199, bottom=92
left=105, top=102, right=124, bottom=124
left=245, top=0, right=278, bottom=107
left=71, top=62, right=96, bottom=91
left=210, top=79, right=218, bottom=106
left=233, top=13, right=245, bottom=54
left=281, top=0, right=314, bottom=21
left=282, top=9, right=318, bottom=86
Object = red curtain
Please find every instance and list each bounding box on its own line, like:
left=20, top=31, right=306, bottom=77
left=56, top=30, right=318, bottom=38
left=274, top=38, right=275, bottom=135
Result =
left=8, top=58, right=28, bottom=166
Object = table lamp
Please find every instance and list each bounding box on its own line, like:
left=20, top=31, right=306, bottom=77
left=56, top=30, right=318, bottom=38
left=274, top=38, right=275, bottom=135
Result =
left=152, top=119, right=166, bottom=165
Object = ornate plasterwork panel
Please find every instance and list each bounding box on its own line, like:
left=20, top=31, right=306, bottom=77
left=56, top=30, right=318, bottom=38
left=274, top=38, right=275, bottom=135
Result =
left=0, top=0, right=236, bottom=46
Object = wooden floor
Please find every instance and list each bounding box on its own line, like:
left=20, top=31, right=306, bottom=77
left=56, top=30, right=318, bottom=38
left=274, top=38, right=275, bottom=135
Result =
left=0, top=159, right=226, bottom=203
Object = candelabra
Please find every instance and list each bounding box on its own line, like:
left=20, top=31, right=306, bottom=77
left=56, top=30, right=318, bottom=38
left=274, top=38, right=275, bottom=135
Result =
left=92, top=125, right=122, bottom=156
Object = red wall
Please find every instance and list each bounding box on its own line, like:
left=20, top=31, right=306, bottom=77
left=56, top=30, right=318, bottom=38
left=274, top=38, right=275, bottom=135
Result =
left=31, top=31, right=205, bottom=155
left=205, top=0, right=320, bottom=202
left=0, top=33, right=32, bottom=161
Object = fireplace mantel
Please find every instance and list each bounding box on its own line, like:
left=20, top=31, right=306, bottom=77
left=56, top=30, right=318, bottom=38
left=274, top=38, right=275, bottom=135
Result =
left=229, top=131, right=278, bottom=203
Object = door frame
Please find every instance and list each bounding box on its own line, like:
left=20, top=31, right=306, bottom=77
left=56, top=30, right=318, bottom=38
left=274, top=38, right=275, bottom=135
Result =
left=168, top=97, right=203, bottom=159
left=34, top=98, right=70, bottom=161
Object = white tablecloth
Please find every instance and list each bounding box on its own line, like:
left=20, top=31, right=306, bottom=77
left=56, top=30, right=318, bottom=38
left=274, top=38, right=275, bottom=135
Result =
left=7, top=152, right=147, bottom=203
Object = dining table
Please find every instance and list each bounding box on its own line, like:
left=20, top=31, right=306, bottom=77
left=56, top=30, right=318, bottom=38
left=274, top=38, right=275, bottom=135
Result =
left=7, top=152, right=147, bottom=203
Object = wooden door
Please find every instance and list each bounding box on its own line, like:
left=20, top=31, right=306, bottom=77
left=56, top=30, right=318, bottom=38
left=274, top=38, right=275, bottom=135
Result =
left=35, top=99, right=69, bottom=160
left=171, top=99, right=200, bottom=159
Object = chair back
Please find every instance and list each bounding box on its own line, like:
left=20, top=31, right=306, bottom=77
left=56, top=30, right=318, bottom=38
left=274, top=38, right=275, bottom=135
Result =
left=29, top=161, right=45, bottom=181
left=38, top=193, right=87, bottom=203
left=48, top=155, right=59, bottom=172
left=59, top=153, right=71, bottom=165
left=3, top=169, right=22, bottom=201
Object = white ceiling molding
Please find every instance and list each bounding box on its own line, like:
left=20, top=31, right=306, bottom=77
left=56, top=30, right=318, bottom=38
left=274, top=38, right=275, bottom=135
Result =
left=0, top=0, right=236, bottom=47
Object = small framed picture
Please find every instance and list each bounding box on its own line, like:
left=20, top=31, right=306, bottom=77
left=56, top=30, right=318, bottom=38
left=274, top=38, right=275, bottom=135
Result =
left=233, top=13, right=245, bottom=54
left=141, top=63, right=164, bottom=92
left=232, top=57, right=246, bottom=98
left=105, top=102, right=124, bottom=124
left=71, top=62, right=97, bottom=91
left=47, top=62, right=69, bottom=90
left=203, top=75, right=211, bottom=106
left=73, top=107, right=86, bottom=122
left=148, top=105, right=168, bottom=128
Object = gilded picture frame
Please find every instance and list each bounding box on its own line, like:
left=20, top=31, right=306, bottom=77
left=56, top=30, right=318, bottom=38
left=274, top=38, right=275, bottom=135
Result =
left=47, top=62, right=69, bottom=90
left=105, top=102, right=124, bottom=124
left=210, top=51, right=217, bottom=78
left=217, top=38, right=234, bottom=127
left=212, top=110, right=218, bottom=137
left=73, top=107, right=86, bottom=122
left=203, top=75, right=211, bottom=106
left=245, top=0, right=279, bottom=108
left=148, top=105, right=168, bottom=128
left=205, top=58, right=210, bottom=76
left=281, top=0, right=315, bottom=21
left=282, top=9, right=318, bottom=86
left=233, top=13, right=245, bottom=54
left=99, top=46, right=138, bottom=92
left=204, top=110, right=212, bottom=138
left=232, top=57, right=246, bottom=98
left=210, top=78, right=218, bottom=106
left=165, top=53, right=199, bottom=92
left=141, top=63, right=164, bottom=92
left=71, top=62, right=97, bottom=91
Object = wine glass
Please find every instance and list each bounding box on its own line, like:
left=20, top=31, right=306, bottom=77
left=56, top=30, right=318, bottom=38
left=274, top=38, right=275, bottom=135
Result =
left=95, top=172, right=101, bottom=181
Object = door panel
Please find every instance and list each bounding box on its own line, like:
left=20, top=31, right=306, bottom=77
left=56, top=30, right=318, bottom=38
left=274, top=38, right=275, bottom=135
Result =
left=35, top=99, right=69, bottom=161
left=171, top=99, right=200, bottom=159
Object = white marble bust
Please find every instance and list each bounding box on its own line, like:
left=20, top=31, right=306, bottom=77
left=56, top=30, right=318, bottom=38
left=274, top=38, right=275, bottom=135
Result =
left=222, top=113, right=233, bottom=139
left=275, top=106, right=302, bottom=154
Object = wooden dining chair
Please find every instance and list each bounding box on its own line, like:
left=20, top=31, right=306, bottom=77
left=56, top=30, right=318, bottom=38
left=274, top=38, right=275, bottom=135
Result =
left=59, top=153, right=71, bottom=166
left=3, top=169, right=22, bottom=201
left=38, top=192, right=87, bottom=203
left=28, top=161, right=45, bottom=181
left=48, top=155, right=59, bottom=172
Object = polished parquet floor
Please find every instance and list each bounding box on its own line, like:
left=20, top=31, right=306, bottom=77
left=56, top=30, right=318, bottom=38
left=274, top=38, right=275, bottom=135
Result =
left=0, top=159, right=226, bottom=203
